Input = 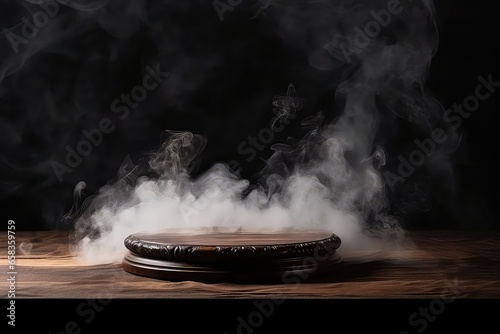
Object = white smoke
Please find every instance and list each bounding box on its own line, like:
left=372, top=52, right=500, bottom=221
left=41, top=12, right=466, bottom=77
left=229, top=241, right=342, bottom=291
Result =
left=71, top=121, right=401, bottom=264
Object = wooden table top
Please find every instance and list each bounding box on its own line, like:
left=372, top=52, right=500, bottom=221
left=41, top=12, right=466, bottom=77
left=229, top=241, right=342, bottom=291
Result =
left=1, top=230, right=499, bottom=298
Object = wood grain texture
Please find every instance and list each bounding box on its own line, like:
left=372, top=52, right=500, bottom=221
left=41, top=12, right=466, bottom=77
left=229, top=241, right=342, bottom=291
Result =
left=1, top=231, right=499, bottom=298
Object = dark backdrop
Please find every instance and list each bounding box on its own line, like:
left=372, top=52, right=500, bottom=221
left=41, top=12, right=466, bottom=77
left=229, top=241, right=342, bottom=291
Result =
left=0, top=0, right=499, bottom=231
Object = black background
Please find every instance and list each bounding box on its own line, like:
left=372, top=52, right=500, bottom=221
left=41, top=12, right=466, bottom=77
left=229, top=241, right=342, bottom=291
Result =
left=3, top=299, right=499, bottom=333
left=0, top=0, right=499, bottom=232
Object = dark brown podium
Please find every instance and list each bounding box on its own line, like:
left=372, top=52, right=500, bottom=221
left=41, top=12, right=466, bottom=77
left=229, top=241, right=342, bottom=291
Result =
left=122, top=230, right=342, bottom=283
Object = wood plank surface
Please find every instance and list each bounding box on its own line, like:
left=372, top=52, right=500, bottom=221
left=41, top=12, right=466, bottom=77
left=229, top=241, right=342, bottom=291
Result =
left=1, top=231, right=499, bottom=298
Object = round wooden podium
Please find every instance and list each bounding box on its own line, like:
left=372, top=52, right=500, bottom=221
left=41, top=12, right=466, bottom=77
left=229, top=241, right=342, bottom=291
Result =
left=122, top=230, right=342, bottom=283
